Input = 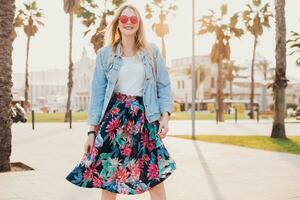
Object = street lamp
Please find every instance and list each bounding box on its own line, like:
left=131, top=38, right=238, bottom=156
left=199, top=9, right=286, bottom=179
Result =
left=191, top=0, right=196, bottom=139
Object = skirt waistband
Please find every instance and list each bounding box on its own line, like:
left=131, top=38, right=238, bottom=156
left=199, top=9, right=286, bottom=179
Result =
left=112, top=92, right=143, bottom=102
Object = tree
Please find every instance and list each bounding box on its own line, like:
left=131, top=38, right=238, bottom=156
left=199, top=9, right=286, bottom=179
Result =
left=270, top=0, right=288, bottom=139
left=197, top=4, right=244, bottom=121
left=77, top=0, right=125, bottom=54
left=242, top=0, right=273, bottom=118
left=223, top=60, right=239, bottom=99
left=0, top=0, right=16, bottom=172
left=256, top=59, right=273, bottom=111
left=187, top=65, right=206, bottom=99
left=145, top=0, right=178, bottom=61
left=287, top=31, right=300, bottom=67
left=255, top=59, right=271, bottom=81
left=63, top=0, right=81, bottom=122
left=14, top=1, right=44, bottom=112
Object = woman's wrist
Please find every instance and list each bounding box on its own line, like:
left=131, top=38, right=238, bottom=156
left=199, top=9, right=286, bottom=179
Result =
left=160, top=112, right=170, bottom=120
left=161, top=111, right=170, bottom=117
left=90, top=125, right=96, bottom=131
left=87, top=130, right=96, bottom=137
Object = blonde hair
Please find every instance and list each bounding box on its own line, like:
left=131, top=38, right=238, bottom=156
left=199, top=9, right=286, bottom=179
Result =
left=104, top=3, right=151, bottom=59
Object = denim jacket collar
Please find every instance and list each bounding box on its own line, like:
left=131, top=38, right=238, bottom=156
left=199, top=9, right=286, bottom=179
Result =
left=114, top=41, right=148, bottom=61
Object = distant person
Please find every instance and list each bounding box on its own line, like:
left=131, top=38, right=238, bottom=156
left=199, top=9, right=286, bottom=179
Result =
left=65, top=3, right=176, bottom=200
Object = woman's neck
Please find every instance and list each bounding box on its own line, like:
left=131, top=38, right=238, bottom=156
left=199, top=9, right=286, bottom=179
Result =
left=121, top=36, right=136, bottom=57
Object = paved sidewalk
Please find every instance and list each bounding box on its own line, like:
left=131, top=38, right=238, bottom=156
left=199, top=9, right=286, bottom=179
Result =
left=168, top=119, right=300, bottom=136
left=0, top=122, right=299, bottom=200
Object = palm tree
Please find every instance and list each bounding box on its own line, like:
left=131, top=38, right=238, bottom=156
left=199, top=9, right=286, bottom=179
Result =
left=242, top=0, right=273, bottom=118
left=223, top=60, right=239, bottom=99
left=145, top=0, right=178, bottom=61
left=287, top=31, right=300, bottom=67
left=0, top=0, right=16, bottom=172
left=14, top=1, right=44, bottom=112
left=187, top=65, right=206, bottom=99
left=197, top=4, right=244, bottom=121
left=63, top=0, right=81, bottom=122
left=77, top=0, right=125, bottom=54
left=270, top=0, right=287, bottom=139
left=256, top=59, right=272, bottom=111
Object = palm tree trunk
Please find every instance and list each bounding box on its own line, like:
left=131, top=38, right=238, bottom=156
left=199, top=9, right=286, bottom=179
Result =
left=250, top=36, right=258, bottom=119
left=64, top=13, right=74, bottom=122
left=271, top=0, right=287, bottom=139
left=0, top=0, right=15, bottom=172
left=217, top=58, right=224, bottom=122
left=24, top=36, right=31, bottom=112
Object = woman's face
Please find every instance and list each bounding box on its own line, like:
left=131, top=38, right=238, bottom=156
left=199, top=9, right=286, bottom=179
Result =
left=118, top=7, right=139, bottom=37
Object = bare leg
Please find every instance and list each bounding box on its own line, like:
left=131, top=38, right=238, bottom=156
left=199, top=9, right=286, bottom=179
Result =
left=101, top=190, right=117, bottom=200
left=149, top=182, right=167, bottom=200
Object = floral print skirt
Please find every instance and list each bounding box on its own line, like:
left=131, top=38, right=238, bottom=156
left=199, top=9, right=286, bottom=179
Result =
left=65, top=92, right=176, bottom=195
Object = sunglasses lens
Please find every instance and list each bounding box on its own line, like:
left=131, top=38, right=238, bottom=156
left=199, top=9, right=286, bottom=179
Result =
left=119, top=15, right=128, bottom=24
left=130, top=16, right=138, bottom=24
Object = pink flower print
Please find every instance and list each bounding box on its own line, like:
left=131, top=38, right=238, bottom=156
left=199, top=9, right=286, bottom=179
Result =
left=90, top=146, right=98, bottom=158
left=106, top=117, right=120, bottom=141
left=141, top=112, right=145, bottom=123
left=106, top=117, right=120, bottom=132
left=115, top=167, right=129, bottom=183
left=121, top=146, right=131, bottom=156
left=130, top=105, right=139, bottom=116
left=125, top=100, right=131, bottom=108
left=129, top=163, right=141, bottom=181
left=83, top=167, right=96, bottom=181
left=92, top=176, right=103, bottom=187
left=158, top=155, right=166, bottom=166
left=111, top=107, right=120, bottom=115
left=135, top=122, right=142, bottom=133
left=125, top=120, right=134, bottom=134
left=147, top=164, right=159, bottom=181
left=141, top=133, right=149, bottom=149
left=147, top=140, right=155, bottom=151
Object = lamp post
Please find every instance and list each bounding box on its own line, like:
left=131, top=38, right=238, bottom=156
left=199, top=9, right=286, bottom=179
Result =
left=191, top=0, right=196, bottom=139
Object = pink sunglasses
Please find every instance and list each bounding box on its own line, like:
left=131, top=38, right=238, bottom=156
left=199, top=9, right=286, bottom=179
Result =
left=118, top=15, right=139, bottom=25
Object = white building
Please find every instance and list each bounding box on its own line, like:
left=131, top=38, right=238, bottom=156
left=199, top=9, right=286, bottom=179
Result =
left=71, top=48, right=95, bottom=111
left=12, top=69, right=67, bottom=112
left=170, top=54, right=300, bottom=111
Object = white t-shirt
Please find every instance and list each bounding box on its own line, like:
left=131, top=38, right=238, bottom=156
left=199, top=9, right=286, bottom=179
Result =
left=113, top=55, right=146, bottom=96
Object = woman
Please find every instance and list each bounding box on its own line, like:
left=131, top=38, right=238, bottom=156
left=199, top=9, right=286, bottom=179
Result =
left=65, top=3, right=176, bottom=200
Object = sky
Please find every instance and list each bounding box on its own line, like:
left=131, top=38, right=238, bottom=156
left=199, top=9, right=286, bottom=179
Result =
left=12, top=0, right=300, bottom=79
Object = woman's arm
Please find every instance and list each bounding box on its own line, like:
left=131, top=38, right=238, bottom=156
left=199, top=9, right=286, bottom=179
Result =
left=151, top=43, right=173, bottom=116
left=87, top=48, right=108, bottom=126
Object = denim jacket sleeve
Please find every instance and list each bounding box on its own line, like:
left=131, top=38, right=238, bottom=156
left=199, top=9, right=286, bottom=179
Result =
left=151, top=43, right=173, bottom=116
left=87, top=48, right=108, bottom=125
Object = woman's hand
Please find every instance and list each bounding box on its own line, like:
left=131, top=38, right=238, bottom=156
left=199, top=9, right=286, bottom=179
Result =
left=157, top=112, right=170, bottom=139
left=84, top=134, right=95, bottom=154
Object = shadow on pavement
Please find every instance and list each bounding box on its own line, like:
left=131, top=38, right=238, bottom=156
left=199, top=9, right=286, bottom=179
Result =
left=193, top=140, right=224, bottom=200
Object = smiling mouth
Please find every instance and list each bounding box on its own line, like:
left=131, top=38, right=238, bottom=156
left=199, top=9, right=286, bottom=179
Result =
left=124, top=26, right=134, bottom=30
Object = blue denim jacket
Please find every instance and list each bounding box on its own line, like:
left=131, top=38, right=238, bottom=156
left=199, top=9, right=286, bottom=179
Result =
left=87, top=42, right=173, bottom=125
